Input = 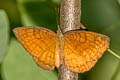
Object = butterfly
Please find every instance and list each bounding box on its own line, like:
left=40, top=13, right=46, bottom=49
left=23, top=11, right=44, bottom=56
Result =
left=13, top=26, right=110, bottom=73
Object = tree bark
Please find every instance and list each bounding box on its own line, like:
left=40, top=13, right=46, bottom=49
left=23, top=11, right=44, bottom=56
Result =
left=60, top=0, right=81, bottom=33
left=58, top=0, right=81, bottom=80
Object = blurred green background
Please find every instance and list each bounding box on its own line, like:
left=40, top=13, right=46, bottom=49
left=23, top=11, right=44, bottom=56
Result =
left=0, top=0, right=120, bottom=80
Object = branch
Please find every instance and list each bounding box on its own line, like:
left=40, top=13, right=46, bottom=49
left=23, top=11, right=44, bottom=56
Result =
left=58, top=0, right=81, bottom=80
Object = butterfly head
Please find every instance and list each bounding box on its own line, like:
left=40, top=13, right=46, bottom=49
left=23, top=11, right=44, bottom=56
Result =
left=56, top=25, right=64, bottom=41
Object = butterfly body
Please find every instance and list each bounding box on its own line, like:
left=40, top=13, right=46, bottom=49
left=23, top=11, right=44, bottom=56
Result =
left=55, top=26, right=64, bottom=68
left=13, top=26, right=110, bottom=73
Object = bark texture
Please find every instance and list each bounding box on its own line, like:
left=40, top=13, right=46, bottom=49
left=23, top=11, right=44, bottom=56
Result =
left=60, top=0, right=81, bottom=33
left=58, top=0, right=81, bottom=80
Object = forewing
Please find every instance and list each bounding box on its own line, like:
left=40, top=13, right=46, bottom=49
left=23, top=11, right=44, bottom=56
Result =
left=13, top=27, right=56, bottom=70
left=64, top=31, right=110, bottom=73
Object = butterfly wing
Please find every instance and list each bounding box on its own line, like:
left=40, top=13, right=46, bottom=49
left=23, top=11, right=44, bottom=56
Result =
left=64, top=31, right=110, bottom=73
left=13, top=27, right=57, bottom=70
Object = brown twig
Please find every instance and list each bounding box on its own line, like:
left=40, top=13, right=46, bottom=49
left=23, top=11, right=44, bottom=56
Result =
left=58, top=0, right=81, bottom=80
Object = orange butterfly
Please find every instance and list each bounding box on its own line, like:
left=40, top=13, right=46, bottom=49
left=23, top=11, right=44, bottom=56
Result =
left=13, top=26, right=110, bottom=73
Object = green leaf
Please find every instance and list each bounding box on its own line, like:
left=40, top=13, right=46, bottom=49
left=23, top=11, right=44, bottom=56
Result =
left=81, top=0, right=120, bottom=32
left=81, top=0, right=120, bottom=79
left=12, top=0, right=120, bottom=80
left=0, top=9, right=9, bottom=63
left=113, top=63, right=120, bottom=80
left=106, top=23, right=120, bottom=51
left=17, top=0, right=59, bottom=31
left=118, top=0, right=120, bottom=5
left=87, top=52, right=119, bottom=80
left=86, top=22, right=120, bottom=80
left=2, top=39, right=57, bottom=80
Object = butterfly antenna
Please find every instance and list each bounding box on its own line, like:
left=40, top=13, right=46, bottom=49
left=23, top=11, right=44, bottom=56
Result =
left=55, top=8, right=61, bottom=31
